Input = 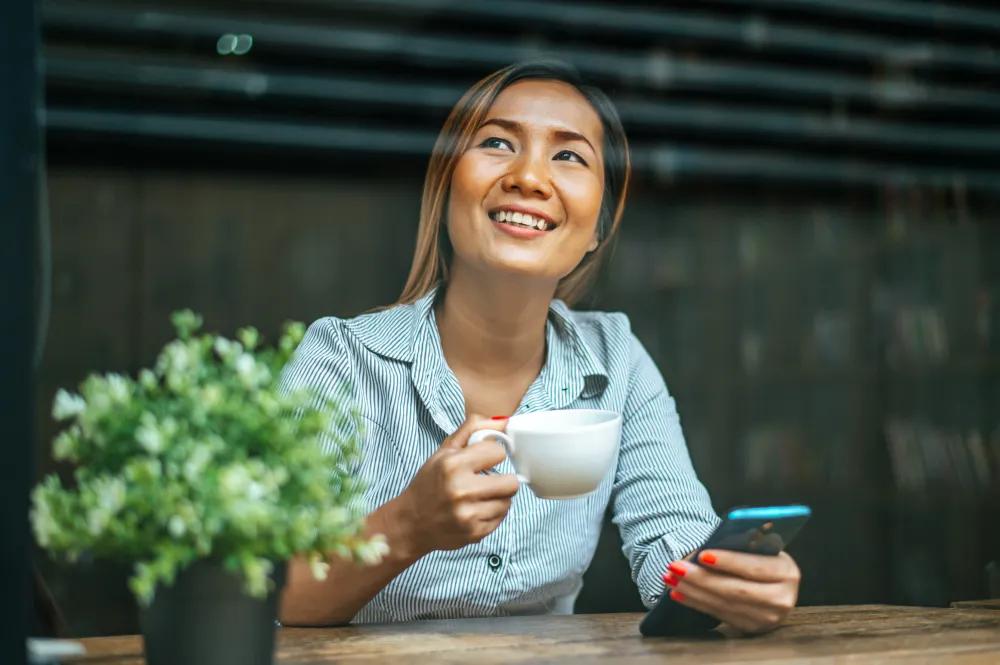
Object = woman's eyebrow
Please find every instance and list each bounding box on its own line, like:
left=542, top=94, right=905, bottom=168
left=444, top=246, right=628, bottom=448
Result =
left=479, top=117, right=597, bottom=154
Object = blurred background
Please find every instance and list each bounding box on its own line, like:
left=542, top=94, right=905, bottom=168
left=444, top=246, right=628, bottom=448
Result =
left=32, top=0, right=1000, bottom=636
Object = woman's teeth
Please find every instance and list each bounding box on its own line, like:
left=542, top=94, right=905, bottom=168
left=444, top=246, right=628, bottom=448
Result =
left=490, top=210, right=553, bottom=231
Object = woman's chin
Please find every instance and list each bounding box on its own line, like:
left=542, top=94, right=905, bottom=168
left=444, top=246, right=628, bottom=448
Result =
left=482, top=256, right=564, bottom=283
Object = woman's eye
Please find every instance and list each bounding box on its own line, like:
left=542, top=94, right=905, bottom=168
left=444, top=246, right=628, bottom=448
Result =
left=480, top=137, right=513, bottom=151
left=555, top=150, right=587, bottom=165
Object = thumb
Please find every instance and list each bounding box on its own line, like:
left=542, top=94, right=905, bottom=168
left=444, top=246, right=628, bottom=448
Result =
left=441, top=413, right=508, bottom=450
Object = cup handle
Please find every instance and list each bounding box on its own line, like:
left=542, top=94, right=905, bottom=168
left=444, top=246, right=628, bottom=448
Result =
left=468, top=429, right=528, bottom=483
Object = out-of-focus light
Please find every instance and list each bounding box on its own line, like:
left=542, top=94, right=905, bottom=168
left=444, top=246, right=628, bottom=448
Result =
left=233, top=34, right=254, bottom=55
left=217, top=33, right=253, bottom=56
left=216, top=33, right=238, bottom=55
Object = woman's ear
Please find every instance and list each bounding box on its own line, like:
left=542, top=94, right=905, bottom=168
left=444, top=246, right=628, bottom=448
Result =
left=587, top=233, right=599, bottom=253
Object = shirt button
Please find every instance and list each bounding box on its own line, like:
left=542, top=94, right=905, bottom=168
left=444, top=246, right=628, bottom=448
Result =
left=487, top=554, right=503, bottom=571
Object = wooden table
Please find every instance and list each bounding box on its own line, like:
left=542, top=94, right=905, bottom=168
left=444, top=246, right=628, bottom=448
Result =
left=952, top=599, right=1000, bottom=611
left=72, top=605, right=1000, bottom=664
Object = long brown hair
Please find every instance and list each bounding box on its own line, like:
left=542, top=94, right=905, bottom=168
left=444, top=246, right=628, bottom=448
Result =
left=395, top=60, right=631, bottom=307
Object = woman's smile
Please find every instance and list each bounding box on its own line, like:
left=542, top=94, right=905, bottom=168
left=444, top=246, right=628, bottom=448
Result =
left=488, top=203, right=559, bottom=241
left=446, top=78, right=605, bottom=283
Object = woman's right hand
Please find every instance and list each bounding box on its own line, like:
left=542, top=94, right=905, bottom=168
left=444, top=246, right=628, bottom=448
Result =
left=393, top=414, right=520, bottom=557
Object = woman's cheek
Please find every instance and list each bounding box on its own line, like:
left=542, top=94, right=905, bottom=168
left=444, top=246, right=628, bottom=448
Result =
left=559, top=171, right=603, bottom=225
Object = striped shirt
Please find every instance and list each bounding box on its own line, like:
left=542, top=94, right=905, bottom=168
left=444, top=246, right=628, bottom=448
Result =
left=280, top=284, right=720, bottom=623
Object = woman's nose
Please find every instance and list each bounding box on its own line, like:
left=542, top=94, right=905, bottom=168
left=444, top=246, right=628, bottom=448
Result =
left=500, top=153, right=553, bottom=199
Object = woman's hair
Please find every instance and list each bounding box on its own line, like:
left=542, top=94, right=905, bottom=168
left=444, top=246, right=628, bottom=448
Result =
left=395, top=60, right=631, bottom=307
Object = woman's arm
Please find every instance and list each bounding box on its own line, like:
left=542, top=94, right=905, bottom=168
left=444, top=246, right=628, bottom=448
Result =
left=279, top=414, right=520, bottom=626
left=611, top=335, right=721, bottom=608
left=612, top=333, right=800, bottom=633
left=280, top=496, right=420, bottom=626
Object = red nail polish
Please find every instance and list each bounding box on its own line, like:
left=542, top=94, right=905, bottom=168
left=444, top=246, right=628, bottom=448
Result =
left=667, top=562, right=686, bottom=577
left=663, top=574, right=679, bottom=587
left=670, top=589, right=686, bottom=602
left=491, top=416, right=508, bottom=420
left=700, top=552, right=717, bottom=566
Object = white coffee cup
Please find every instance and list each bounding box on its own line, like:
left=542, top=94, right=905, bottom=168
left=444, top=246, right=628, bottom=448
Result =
left=468, top=409, right=622, bottom=499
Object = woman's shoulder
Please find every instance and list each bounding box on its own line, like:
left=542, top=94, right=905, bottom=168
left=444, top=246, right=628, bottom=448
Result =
left=554, top=300, right=634, bottom=348
left=301, top=301, right=418, bottom=363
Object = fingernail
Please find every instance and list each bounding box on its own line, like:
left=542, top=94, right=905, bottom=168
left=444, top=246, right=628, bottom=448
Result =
left=491, top=416, right=508, bottom=420
left=662, top=573, right=679, bottom=587
left=669, top=589, right=686, bottom=602
left=700, top=552, right=717, bottom=566
left=667, top=562, right=687, bottom=577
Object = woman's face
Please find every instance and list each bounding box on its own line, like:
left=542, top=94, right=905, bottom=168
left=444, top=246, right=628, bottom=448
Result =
left=446, top=79, right=606, bottom=285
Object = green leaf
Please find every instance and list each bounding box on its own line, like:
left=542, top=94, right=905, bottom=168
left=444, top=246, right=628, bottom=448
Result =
left=31, top=311, right=381, bottom=606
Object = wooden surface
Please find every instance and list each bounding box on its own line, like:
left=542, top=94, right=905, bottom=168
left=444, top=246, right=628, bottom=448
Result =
left=70, top=605, right=1000, bottom=664
left=951, top=599, right=1000, bottom=610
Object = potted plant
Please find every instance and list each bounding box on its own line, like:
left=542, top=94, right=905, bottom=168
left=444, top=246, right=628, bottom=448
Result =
left=31, top=311, right=387, bottom=665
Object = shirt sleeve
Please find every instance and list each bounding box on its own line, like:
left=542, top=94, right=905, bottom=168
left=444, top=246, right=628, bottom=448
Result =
left=610, top=333, right=721, bottom=609
left=278, top=317, right=360, bottom=462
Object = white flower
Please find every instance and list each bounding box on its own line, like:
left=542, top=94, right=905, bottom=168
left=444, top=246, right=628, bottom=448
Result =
left=235, top=353, right=255, bottom=383
left=96, top=477, right=126, bottom=512
left=168, top=342, right=191, bottom=371
left=183, top=445, right=212, bottom=482
left=52, top=389, right=86, bottom=421
left=136, top=416, right=165, bottom=454
left=213, top=337, right=241, bottom=360
left=87, top=507, right=110, bottom=536
left=139, top=369, right=157, bottom=390
left=83, top=478, right=125, bottom=537
left=105, top=373, right=131, bottom=403
left=242, top=557, right=274, bottom=597
left=308, top=554, right=330, bottom=581
left=246, top=481, right=266, bottom=501
left=89, top=392, right=112, bottom=414
left=157, top=341, right=193, bottom=391
left=30, top=491, right=57, bottom=548
left=220, top=464, right=250, bottom=496
left=200, top=385, right=222, bottom=409
left=357, top=535, right=389, bottom=565
left=168, top=515, right=186, bottom=538
left=52, top=429, right=78, bottom=460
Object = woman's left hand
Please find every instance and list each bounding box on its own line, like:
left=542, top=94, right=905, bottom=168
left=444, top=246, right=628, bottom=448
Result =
left=663, top=550, right=801, bottom=635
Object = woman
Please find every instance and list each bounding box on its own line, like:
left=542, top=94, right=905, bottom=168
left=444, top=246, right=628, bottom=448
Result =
left=279, top=61, right=800, bottom=633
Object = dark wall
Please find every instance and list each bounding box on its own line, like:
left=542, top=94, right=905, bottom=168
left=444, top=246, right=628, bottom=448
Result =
left=34, top=0, right=1000, bottom=636
left=3, top=0, right=40, bottom=660
left=36, top=166, right=1000, bottom=633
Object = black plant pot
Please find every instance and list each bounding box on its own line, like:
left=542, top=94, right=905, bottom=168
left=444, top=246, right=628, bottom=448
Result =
left=139, top=560, right=286, bottom=665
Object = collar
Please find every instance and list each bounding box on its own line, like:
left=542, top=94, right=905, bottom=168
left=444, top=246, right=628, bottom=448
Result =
left=343, top=284, right=609, bottom=408
left=342, top=285, right=440, bottom=364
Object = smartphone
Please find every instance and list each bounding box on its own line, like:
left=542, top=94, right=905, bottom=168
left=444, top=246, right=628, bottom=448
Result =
left=639, top=504, right=811, bottom=637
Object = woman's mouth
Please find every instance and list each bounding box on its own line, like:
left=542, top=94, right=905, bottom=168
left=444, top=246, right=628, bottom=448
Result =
left=488, top=208, right=557, bottom=232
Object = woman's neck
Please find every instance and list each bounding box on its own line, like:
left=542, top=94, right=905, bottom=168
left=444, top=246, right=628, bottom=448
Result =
left=435, top=264, right=556, bottom=379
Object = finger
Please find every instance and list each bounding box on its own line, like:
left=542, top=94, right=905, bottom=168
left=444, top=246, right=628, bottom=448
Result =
left=465, top=472, right=520, bottom=500
left=475, top=512, right=512, bottom=540
left=667, top=561, right=791, bottom=613
left=454, top=439, right=508, bottom=472
left=695, top=549, right=799, bottom=584
left=442, top=414, right=508, bottom=450
left=440, top=415, right=486, bottom=450
left=473, top=498, right=513, bottom=521
left=664, top=580, right=773, bottom=635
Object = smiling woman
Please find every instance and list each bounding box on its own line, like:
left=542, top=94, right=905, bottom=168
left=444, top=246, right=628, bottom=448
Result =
left=277, top=61, right=802, bottom=635
left=398, top=61, right=630, bottom=306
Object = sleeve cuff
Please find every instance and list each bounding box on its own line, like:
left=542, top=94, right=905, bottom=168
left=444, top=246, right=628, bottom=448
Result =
left=635, top=518, right=722, bottom=609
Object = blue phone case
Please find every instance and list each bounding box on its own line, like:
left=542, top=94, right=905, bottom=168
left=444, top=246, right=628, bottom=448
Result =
left=694, top=504, right=811, bottom=558
left=639, top=504, right=811, bottom=637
